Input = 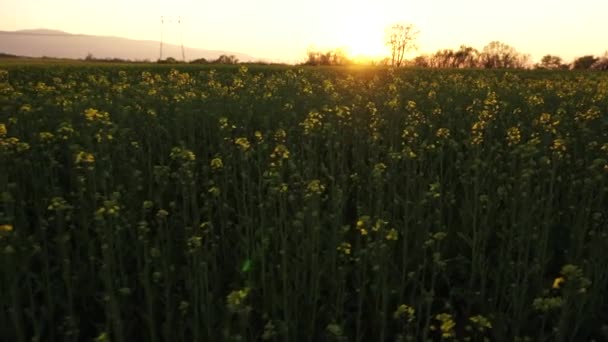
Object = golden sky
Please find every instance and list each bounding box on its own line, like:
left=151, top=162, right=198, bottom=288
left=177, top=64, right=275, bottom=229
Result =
left=2, top=0, right=607, bottom=63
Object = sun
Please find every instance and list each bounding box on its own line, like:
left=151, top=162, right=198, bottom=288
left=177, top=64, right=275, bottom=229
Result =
left=334, top=5, right=389, bottom=60
left=341, top=30, right=387, bottom=59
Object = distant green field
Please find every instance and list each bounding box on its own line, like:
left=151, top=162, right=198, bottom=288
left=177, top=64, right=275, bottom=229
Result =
left=1, top=64, right=607, bottom=341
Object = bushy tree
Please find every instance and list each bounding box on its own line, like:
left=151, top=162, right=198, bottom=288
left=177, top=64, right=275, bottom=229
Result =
left=480, top=41, right=528, bottom=69
left=590, top=52, right=608, bottom=70
left=571, top=55, right=599, bottom=69
left=213, top=55, right=239, bottom=64
left=453, top=45, right=480, bottom=68
left=412, top=55, right=431, bottom=68
left=157, top=57, right=183, bottom=64
left=536, top=54, right=567, bottom=70
left=304, top=48, right=351, bottom=66
left=426, top=46, right=480, bottom=68
left=190, top=58, right=209, bottom=64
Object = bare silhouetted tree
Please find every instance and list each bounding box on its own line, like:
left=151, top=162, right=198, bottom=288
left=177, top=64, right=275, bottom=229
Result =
left=385, top=23, right=418, bottom=67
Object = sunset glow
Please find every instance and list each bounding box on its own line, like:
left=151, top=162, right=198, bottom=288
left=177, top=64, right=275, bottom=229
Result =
left=1, top=0, right=607, bottom=62
left=334, top=4, right=390, bottom=59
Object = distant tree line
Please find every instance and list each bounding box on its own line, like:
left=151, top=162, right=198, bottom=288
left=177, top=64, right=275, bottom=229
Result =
left=84, top=53, right=152, bottom=63
left=83, top=53, right=247, bottom=65
left=188, top=54, right=240, bottom=65
left=302, top=21, right=608, bottom=71
left=0, top=52, right=20, bottom=58
left=413, top=45, right=608, bottom=70
left=412, top=42, right=530, bottom=69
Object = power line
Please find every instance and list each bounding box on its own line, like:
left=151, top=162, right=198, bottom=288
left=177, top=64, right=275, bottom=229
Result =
left=159, top=15, right=186, bottom=62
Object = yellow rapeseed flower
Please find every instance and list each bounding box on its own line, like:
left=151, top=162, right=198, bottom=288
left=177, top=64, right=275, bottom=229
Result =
left=436, top=128, right=450, bottom=139
left=278, top=183, right=288, bottom=193
left=300, top=110, right=324, bottom=135
left=75, top=151, right=95, bottom=164
left=226, top=287, right=250, bottom=313
left=84, top=108, right=110, bottom=122
left=435, top=313, right=456, bottom=338
left=210, top=157, right=224, bottom=170
left=271, top=144, right=290, bottom=160
left=305, top=179, right=325, bottom=197
left=386, top=228, right=399, bottom=241
left=0, top=123, right=6, bottom=137
left=0, top=224, right=13, bottom=232
left=337, top=242, right=352, bottom=255
left=208, top=186, right=221, bottom=197
left=393, top=304, right=416, bottom=323
left=551, top=138, right=567, bottom=155
left=274, top=128, right=287, bottom=142
left=469, top=315, right=492, bottom=331
left=552, top=276, right=565, bottom=289
left=235, top=137, right=251, bottom=151
left=506, top=127, right=521, bottom=146
left=39, top=131, right=54, bottom=142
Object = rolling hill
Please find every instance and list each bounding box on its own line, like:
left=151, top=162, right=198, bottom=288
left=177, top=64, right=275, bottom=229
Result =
left=0, top=29, right=256, bottom=62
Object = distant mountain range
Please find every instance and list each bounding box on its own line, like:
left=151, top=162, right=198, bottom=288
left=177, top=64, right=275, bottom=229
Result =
left=0, top=29, right=256, bottom=62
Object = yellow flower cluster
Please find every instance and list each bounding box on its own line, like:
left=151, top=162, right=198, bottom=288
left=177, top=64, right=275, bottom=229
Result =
left=210, top=157, right=223, bottom=170
left=393, top=304, right=416, bottom=323
left=506, top=126, right=521, bottom=146
left=0, top=224, right=13, bottom=232
left=470, top=121, right=486, bottom=145
left=300, top=110, right=324, bottom=135
left=356, top=218, right=369, bottom=236
left=0, top=135, right=30, bottom=153
left=575, top=107, right=601, bottom=122
left=385, top=228, right=399, bottom=241
left=434, top=313, right=456, bottom=338
left=75, top=151, right=95, bottom=164
left=226, top=287, right=250, bottom=313
left=552, top=276, right=565, bottom=289
left=56, top=122, right=75, bottom=140
left=39, top=131, right=55, bottom=143
left=274, top=128, right=287, bottom=143
left=271, top=144, right=290, bottom=160
left=436, top=127, right=450, bottom=139
left=305, top=179, right=325, bottom=197
left=469, top=315, right=492, bottom=332
left=219, top=117, right=235, bottom=130
left=84, top=108, right=111, bottom=123
left=95, top=200, right=120, bottom=219
left=170, top=147, right=196, bottom=162
left=48, top=197, right=72, bottom=211
left=278, top=183, right=288, bottom=193
left=551, top=138, right=567, bottom=157
left=337, top=242, right=352, bottom=255
left=254, top=130, right=264, bottom=143
left=235, top=137, right=251, bottom=151
left=537, top=113, right=560, bottom=133
left=372, top=163, right=386, bottom=179
left=401, top=126, right=419, bottom=144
